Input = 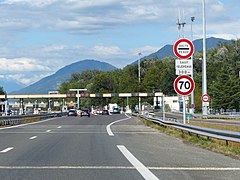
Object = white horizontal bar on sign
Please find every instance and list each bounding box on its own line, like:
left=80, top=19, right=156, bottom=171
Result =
left=119, top=93, right=132, bottom=97
left=202, top=102, right=209, bottom=106
left=90, top=94, right=96, bottom=98
left=155, top=92, right=163, bottom=96
left=139, top=93, right=148, bottom=97
left=175, top=59, right=192, bottom=65
left=103, top=94, right=112, bottom=98
left=176, top=70, right=192, bottom=75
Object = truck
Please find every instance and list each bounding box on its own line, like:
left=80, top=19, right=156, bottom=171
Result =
left=108, top=103, right=120, bottom=114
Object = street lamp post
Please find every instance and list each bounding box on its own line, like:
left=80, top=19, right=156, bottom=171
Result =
left=190, top=16, right=195, bottom=114
left=138, top=53, right=142, bottom=111
left=69, top=89, right=87, bottom=109
left=202, top=0, right=208, bottom=117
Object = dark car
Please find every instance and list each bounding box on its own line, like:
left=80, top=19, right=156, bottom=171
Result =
left=67, top=109, right=77, bottom=116
left=81, top=109, right=90, bottom=117
left=102, top=109, right=109, bottom=115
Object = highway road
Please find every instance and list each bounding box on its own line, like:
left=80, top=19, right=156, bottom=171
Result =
left=0, top=114, right=240, bottom=180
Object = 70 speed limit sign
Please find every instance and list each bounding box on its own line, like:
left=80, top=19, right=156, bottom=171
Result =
left=174, top=75, right=195, bottom=96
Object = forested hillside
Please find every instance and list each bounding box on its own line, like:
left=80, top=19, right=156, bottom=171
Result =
left=59, top=40, right=240, bottom=112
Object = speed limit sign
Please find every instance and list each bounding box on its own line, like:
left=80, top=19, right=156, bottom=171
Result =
left=174, top=75, right=195, bottom=96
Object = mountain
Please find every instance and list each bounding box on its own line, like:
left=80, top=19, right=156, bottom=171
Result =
left=13, top=60, right=117, bottom=94
left=0, top=77, right=26, bottom=93
left=138, top=37, right=231, bottom=61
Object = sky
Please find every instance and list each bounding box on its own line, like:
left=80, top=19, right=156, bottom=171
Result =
left=0, top=0, right=239, bottom=86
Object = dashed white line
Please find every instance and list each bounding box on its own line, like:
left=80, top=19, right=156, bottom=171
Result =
left=57, top=126, right=62, bottom=129
left=29, top=136, right=37, bottom=140
left=0, top=147, right=14, bottom=153
left=117, top=145, right=159, bottom=180
left=46, top=130, right=51, bottom=133
left=106, top=116, right=131, bottom=136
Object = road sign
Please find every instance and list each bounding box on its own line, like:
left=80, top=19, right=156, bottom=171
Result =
left=202, top=94, right=210, bottom=102
left=174, top=75, right=195, bottom=96
left=173, top=38, right=194, bottom=59
left=175, top=59, right=192, bottom=75
left=176, top=69, right=192, bottom=75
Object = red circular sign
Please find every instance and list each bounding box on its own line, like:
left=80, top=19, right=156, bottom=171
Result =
left=202, top=94, right=210, bottom=102
left=173, top=38, right=194, bottom=59
left=174, top=75, right=195, bottom=96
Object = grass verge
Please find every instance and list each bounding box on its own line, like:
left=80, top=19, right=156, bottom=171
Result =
left=140, top=117, right=240, bottom=160
left=189, top=121, right=240, bottom=132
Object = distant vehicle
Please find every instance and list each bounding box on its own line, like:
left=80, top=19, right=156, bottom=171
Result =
left=81, top=109, right=90, bottom=117
left=67, top=109, right=77, bottom=116
left=112, top=107, right=120, bottom=114
left=102, top=109, right=110, bottom=115
left=108, top=103, right=118, bottom=113
left=7, top=110, right=12, bottom=116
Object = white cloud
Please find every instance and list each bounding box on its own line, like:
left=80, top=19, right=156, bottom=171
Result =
left=0, top=57, right=51, bottom=73
left=2, top=0, right=57, bottom=7
left=93, top=45, right=125, bottom=57
left=210, top=1, right=224, bottom=12
left=6, top=73, right=52, bottom=85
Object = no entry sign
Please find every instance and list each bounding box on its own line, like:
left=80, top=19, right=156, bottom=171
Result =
left=173, top=38, right=194, bottom=59
left=202, top=94, right=210, bottom=102
left=174, top=75, right=195, bottom=96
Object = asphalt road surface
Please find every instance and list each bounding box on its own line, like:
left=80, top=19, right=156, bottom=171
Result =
left=0, top=114, right=239, bottom=180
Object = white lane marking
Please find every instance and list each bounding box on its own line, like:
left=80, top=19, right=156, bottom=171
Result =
left=57, top=126, right=62, bottom=129
left=0, top=147, right=14, bottom=153
left=0, top=166, right=135, bottom=169
left=0, top=117, right=60, bottom=130
left=0, top=131, right=156, bottom=134
left=148, top=167, right=240, bottom=171
left=106, top=115, right=131, bottom=136
left=117, top=145, right=159, bottom=180
left=0, top=166, right=239, bottom=171
left=29, top=136, right=37, bottom=140
left=46, top=130, right=51, bottom=133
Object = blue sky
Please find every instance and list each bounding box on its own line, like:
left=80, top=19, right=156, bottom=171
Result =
left=0, top=0, right=239, bottom=85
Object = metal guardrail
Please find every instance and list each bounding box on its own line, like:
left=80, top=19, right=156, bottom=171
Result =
left=0, top=112, right=67, bottom=126
left=132, top=113, right=240, bottom=145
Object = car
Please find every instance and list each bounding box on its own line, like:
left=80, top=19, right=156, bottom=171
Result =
left=67, top=109, right=77, bottom=116
left=81, top=109, right=90, bottom=117
left=102, top=109, right=109, bottom=115
left=7, top=110, right=12, bottom=116
left=112, top=107, right=120, bottom=114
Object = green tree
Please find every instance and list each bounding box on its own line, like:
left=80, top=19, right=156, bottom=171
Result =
left=0, top=87, right=4, bottom=95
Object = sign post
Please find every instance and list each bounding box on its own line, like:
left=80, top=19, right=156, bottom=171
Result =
left=174, top=75, right=195, bottom=124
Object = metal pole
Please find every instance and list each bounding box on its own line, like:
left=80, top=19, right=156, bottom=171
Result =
left=48, top=99, right=51, bottom=113
left=190, top=17, right=195, bottom=114
left=77, top=90, right=80, bottom=109
left=162, top=95, right=165, bottom=121
left=69, top=89, right=87, bottom=110
left=202, top=0, right=208, bottom=117
left=183, top=96, right=186, bottom=124
left=4, top=92, right=8, bottom=116
left=138, top=53, right=141, bottom=112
